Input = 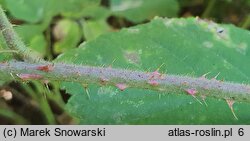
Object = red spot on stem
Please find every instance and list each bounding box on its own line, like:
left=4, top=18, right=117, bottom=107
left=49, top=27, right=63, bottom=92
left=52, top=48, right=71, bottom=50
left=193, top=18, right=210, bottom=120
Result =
left=148, top=80, right=159, bottom=86
left=152, top=70, right=161, bottom=77
left=36, top=64, right=54, bottom=72
left=185, top=88, right=197, bottom=96
left=116, top=83, right=128, bottom=91
left=149, top=70, right=161, bottom=80
left=17, top=74, right=43, bottom=80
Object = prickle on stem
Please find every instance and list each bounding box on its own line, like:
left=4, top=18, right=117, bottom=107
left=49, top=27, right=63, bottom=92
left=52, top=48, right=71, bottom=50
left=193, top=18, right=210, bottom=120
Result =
left=108, top=59, right=117, bottom=68
left=149, top=70, right=161, bottom=80
left=36, top=64, right=54, bottom=72
left=185, top=88, right=197, bottom=96
left=148, top=80, right=159, bottom=86
left=17, top=74, right=43, bottom=80
left=185, top=88, right=203, bottom=105
left=116, top=83, right=128, bottom=91
left=211, top=72, right=221, bottom=81
left=149, top=63, right=165, bottom=80
left=226, top=99, right=238, bottom=120
left=82, top=84, right=90, bottom=99
left=42, top=80, right=51, bottom=93
left=201, top=95, right=208, bottom=107
left=200, top=72, right=211, bottom=79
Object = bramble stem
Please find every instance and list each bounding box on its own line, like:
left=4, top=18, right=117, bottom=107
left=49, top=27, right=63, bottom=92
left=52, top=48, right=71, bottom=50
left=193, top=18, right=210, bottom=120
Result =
left=1, top=61, right=250, bottom=103
left=0, top=5, right=44, bottom=62
left=1, top=5, right=250, bottom=105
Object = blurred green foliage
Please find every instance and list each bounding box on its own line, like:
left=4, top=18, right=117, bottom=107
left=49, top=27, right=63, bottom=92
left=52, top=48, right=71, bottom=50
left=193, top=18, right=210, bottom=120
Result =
left=110, top=0, right=179, bottom=22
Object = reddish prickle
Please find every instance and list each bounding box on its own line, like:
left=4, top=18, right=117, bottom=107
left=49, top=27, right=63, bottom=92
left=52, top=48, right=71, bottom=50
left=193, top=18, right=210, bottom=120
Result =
left=226, top=99, right=235, bottom=108
left=116, top=83, right=128, bottom=91
left=36, top=64, right=54, bottom=72
left=185, top=88, right=197, bottom=96
left=185, top=88, right=203, bottom=105
left=149, top=70, right=161, bottom=80
left=225, top=99, right=238, bottom=120
left=148, top=80, right=159, bottom=86
left=17, top=74, right=43, bottom=80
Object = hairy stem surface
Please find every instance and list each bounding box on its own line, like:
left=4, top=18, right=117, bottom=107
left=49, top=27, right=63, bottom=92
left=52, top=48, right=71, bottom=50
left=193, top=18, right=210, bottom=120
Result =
left=1, top=5, right=250, bottom=104
left=1, top=61, right=250, bottom=103
left=0, top=5, right=43, bottom=62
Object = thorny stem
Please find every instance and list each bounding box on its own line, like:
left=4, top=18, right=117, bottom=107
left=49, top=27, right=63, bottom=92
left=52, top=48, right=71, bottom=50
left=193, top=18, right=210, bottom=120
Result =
left=0, top=4, right=250, bottom=108
left=0, top=5, right=44, bottom=63
left=1, top=61, right=250, bottom=103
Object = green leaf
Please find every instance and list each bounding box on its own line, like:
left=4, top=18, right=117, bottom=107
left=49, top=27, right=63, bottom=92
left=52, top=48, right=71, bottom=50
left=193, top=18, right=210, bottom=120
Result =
left=15, top=24, right=47, bottom=56
left=0, top=0, right=6, bottom=9
left=83, top=20, right=112, bottom=41
left=0, top=35, right=7, bottom=50
left=110, top=0, right=179, bottom=23
left=5, top=0, right=55, bottom=23
left=0, top=108, right=29, bottom=124
left=56, top=17, right=250, bottom=124
left=0, top=37, right=14, bottom=84
left=79, top=6, right=110, bottom=20
left=29, top=35, right=47, bottom=56
left=3, top=0, right=104, bottom=23
left=60, top=0, right=102, bottom=18
left=53, top=19, right=82, bottom=54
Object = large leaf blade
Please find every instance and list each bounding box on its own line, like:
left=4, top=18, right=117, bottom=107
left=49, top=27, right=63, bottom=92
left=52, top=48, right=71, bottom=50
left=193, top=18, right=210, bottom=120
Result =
left=55, top=17, right=250, bottom=124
